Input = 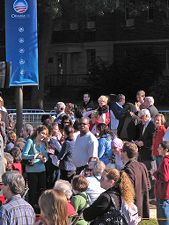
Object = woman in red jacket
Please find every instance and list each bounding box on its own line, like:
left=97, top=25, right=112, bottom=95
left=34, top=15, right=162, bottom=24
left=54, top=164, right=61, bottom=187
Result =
left=154, top=141, right=169, bottom=225
left=152, top=113, right=166, bottom=168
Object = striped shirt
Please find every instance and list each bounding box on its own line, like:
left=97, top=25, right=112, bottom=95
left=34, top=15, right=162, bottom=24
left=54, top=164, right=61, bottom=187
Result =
left=0, top=194, right=35, bottom=225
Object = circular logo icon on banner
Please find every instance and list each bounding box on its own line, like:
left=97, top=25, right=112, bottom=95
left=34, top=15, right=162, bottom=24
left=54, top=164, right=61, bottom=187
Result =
left=18, top=38, right=24, bottom=43
left=19, top=59, right=25, bottom=65
left=19, top=48, right=25, bottom=54
left=13, top=0, right=28, bottom=14
left=18, top=27, right=24, bottom=32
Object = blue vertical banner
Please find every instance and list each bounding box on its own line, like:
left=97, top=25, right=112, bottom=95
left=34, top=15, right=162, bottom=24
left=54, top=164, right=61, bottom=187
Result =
left=5, top=0, right=39, bottom=86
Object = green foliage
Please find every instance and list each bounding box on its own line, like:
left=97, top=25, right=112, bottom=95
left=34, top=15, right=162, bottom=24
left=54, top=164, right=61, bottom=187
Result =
left=139, top=219, right=158, bottom=225
left=149, top=71, right=169, bottom=106
left=88, top=51, right=162, bottom=101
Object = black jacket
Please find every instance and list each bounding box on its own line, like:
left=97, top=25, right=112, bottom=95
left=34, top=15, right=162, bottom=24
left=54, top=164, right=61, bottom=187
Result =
left=83, top=187, right=121, bottom=222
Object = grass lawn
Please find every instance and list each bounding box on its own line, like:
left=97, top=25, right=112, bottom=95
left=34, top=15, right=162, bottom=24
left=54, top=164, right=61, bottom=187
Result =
left=139, top=219, right=158, bottom=225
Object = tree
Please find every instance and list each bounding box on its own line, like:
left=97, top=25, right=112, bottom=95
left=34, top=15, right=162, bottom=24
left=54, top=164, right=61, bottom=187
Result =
left=33, top=0, right=118, bottom=108
left=35, top=0, right=168, bottom=108
left=88, top=50, right=162, bottom=101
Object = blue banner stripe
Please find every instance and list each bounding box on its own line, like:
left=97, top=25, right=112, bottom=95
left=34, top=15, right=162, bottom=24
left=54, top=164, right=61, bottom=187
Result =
left=5, top=0, right=39, bottom=86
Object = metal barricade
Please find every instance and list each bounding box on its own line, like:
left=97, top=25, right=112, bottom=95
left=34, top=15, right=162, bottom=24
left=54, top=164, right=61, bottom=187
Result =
left=9, top=111, right=55, bottom=127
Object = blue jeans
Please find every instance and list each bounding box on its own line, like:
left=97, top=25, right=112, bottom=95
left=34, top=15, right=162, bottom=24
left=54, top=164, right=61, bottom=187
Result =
left=155, top=156, right=163, bottom=168
left=157, top=199, right=169, bottom=225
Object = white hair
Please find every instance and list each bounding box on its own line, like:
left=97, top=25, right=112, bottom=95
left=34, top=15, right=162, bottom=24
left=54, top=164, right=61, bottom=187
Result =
left=54, top=179, right=72, bottom=199
left=144, top=96, right=154, bottom=106
left=138, top=109, right=151, bottom=118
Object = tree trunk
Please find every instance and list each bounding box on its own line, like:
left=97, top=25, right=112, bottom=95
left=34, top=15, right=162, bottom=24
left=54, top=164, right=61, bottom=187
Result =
left=31, top=6, right=53, bottom=109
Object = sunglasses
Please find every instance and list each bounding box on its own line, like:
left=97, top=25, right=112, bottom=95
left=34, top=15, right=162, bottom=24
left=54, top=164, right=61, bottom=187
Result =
left=79, top=123, right=89, bottom=126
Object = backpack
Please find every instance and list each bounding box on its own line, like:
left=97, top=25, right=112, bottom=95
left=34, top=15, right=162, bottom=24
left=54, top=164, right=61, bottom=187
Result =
left=93, top=194, right=128, bottom=225
left=120, top=199, right=141, bottom=225
left=70, top=193, right=91, bottom=225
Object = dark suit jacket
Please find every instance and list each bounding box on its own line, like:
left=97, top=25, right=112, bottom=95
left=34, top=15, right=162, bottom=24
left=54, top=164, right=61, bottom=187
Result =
left=123, top=160, right=151, bottom=218
left=139, top=120, right=155, bottom=161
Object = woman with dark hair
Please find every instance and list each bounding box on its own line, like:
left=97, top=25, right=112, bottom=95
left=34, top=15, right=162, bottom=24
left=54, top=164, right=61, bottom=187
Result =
left=58, top=125, right=76, bottom=182
left=60, top=115, right=73, bottom=131
left=22, top=125, right=48, bottom=211
left=97, top=123, right=113, bottom=167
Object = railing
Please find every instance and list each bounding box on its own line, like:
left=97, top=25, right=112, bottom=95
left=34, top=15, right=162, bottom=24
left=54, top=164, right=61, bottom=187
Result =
left=8, top=109, right=56, bottom=127
left=45, top=74, right=89, bottom=87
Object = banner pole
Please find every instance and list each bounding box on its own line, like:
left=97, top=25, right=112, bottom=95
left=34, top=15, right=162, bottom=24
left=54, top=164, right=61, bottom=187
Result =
left=16, top=86, right=23, bottom=136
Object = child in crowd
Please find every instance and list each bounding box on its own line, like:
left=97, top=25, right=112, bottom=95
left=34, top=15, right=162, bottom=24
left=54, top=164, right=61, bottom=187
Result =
left=4, top=152, right=14, bottom=171
left=10, top=147, right=22, bottom=174
left=5, top=130, right=17, bottom=152
left=71, top=175, right=90, bottom=225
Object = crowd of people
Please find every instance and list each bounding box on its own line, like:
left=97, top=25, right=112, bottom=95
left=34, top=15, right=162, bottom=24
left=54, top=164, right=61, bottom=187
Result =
left=0, top=90, right=169, bottom=225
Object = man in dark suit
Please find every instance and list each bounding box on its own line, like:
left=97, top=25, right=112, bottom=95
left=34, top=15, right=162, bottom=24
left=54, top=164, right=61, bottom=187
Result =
left=135, top=108, right=156, bottom=170
left=121, top=142, right=151, bottom=218
left=135, top=109, right=156, bottom=199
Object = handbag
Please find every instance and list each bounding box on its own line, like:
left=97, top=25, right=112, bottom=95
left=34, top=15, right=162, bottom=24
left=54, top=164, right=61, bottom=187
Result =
left=93, top=194, right=128, bottom=225
left=22, top=143, right=36, bottom=166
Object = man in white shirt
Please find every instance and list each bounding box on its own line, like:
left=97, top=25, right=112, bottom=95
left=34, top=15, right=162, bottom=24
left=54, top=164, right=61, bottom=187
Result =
left=72, top=117, right=98, bottom=174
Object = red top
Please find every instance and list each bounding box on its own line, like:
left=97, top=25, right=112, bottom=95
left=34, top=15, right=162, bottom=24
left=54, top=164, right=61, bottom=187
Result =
left=12, top=162, right=23, bottom=174
left=67, top=199, right=76, bottom=217
left=152, top=125, right=166, bottom=157
left=0, top=194, right=6, bottom=205
left=97, top=112, right=110, bottom=125
left=154, top=155, right=169, bottom=199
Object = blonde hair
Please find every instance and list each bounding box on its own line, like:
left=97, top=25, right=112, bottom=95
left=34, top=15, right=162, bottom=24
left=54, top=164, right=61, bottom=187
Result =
left=39, top=189, right=68, bottom=225
left=0, top=97, right=4, bottom=106
left=154, top=113, right=166, bottom=125
left=104, top=168, right=135, bottom=206
left=98, top=95, right=109, bottom=104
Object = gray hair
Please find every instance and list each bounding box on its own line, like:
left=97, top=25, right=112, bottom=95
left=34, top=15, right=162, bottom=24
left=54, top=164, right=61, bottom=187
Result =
left=2, top=171, right=25, bottom=195
left=4, top=152, right=14, bottom=164
left=23, top=123, right=34, bottom=135
left=55, top=102, right=66, bottom=110
left=54, top=179, right=72, bottom=199
left=144, top=96, right=154, bottom=106
left=93, top=160, right=106, bottom=176
left=138, top=109, right=151, bottom=118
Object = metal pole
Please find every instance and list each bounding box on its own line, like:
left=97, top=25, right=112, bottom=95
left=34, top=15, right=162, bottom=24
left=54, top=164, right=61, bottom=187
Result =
left=16, top=86, right=23, bottom=137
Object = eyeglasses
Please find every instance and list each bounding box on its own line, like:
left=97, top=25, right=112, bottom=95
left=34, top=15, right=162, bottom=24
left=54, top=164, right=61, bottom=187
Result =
left=63, top=122, right=70, bottom=124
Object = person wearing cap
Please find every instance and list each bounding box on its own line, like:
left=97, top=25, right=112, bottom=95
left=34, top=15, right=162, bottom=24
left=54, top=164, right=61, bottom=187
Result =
left=154, top=141, right=169, bottom=224
left=111, top=137, right=124, bottom=170
left=121, top=142, right=151, bottom=218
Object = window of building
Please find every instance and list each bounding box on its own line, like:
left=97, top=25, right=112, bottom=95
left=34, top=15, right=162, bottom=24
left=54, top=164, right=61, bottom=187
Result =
left=86, top=49, right=96, bottom=72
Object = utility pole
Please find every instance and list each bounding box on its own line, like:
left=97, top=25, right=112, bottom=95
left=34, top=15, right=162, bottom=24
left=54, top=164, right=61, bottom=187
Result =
left=16, top=86, right=23, bottom=137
